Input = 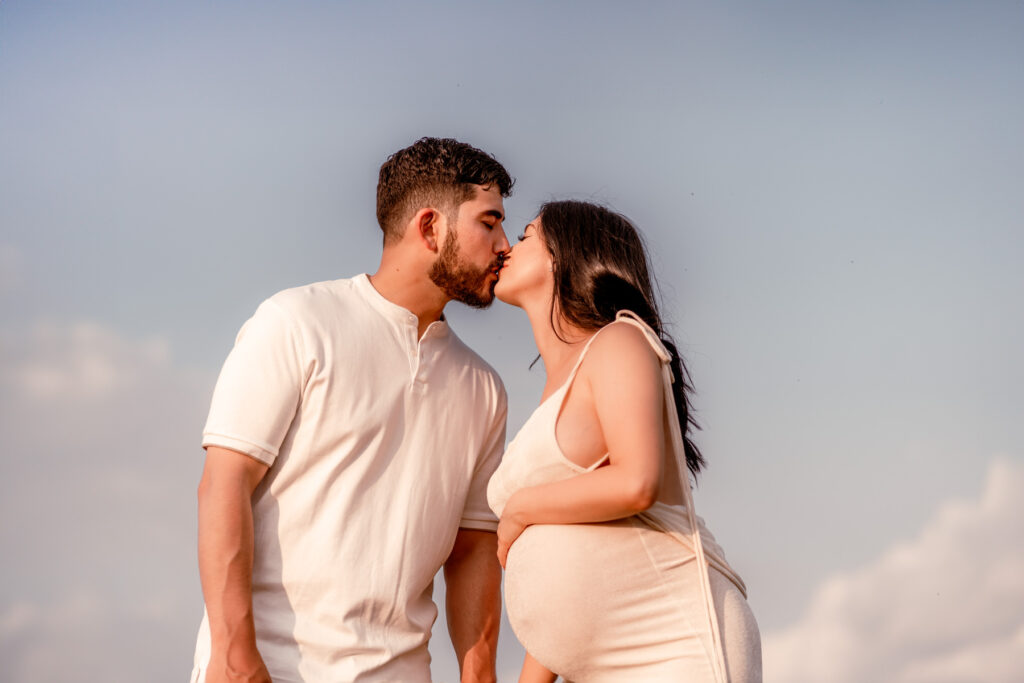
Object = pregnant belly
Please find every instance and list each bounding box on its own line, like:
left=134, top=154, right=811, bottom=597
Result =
left=505, top=518, right=679, bottom=676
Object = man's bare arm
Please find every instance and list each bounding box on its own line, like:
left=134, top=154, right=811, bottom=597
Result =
left=444, top=528, right=502, bottom=683
left=197, top=446, right=272, bottom=683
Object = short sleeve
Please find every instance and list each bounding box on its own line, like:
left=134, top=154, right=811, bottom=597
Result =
left=459, top=384, right=508, bottom=531
left=202, top=299, right=306, bottom=466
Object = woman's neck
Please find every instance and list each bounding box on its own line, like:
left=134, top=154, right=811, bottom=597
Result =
left=522, top=299, right=593, bottom=387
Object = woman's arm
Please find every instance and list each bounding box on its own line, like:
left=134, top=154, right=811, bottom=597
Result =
left=497, top=323, right=667, bottom=566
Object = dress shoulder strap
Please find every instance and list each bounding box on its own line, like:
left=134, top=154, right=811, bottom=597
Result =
left=566, top=310, right=670, bottom=384
left=561, top=319, right=616, bottom=383
left=613, top=310, right=672, bottom=365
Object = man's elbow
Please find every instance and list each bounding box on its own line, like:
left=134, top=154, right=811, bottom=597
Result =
left=197, top=470, right=212, bottom=504
left=196, top=465, right=228, bottom=506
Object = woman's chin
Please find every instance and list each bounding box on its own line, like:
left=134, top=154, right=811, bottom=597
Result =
left=494, top=281, right=516, bottom=306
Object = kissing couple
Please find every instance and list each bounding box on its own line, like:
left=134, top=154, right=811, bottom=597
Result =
left=191, top=137, right=762, bottom=683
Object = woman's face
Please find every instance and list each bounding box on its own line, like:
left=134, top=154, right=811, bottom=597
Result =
left=494, top=216, right=555, bottom=308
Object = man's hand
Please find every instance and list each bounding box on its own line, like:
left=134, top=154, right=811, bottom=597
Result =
left=204, top=646, right=272, bottom=683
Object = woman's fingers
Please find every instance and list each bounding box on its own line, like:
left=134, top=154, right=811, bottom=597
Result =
left=497, top=514, right=526, bottom=569
left=497, top=542, right=507, bottom=569
left=496, top=532, right=511, bottom=568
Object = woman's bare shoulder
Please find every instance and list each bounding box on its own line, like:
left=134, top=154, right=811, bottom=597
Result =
left=582, top=321, right=662, bottom=386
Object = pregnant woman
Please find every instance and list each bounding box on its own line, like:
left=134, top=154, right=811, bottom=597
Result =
left=487, top=201, right=762, bottom=682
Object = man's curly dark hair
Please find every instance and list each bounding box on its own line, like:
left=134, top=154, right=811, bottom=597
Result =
left=376, top=137, right=514, bottom=244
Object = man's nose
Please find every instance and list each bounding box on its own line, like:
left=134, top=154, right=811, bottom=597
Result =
left=494, top=226, right=511, bottom=254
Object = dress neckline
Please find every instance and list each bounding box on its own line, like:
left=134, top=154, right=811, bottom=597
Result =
left=534, top=323, right=614, bottom=407
left=521, top=314, right=668, bottom=472
left=531, top=326, right=622, bottom=472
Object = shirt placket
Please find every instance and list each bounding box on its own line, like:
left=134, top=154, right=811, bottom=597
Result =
left=400, top=313, right=423, bottom=385
left=412, top=321, right=447, bottom=390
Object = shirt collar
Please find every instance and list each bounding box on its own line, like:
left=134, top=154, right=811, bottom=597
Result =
left=352, top=274, right=450, bottom=338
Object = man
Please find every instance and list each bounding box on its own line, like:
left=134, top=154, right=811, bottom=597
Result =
left=191, top=137, right=514, bottom=682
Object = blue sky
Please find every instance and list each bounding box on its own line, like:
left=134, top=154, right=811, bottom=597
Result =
left=1, top=2, right=1022, bottom=681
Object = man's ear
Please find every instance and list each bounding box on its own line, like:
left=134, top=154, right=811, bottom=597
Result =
left=414, top=207, right=441, bottom=253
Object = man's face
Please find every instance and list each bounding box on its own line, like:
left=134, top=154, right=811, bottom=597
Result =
left=428, top=184, right=510, bottom=308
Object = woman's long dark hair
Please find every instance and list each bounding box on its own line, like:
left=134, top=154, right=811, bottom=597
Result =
left=539, top=200, right=706, bottom=478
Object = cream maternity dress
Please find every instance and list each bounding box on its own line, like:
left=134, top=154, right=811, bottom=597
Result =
left=487, top=312, right=762, bottom=682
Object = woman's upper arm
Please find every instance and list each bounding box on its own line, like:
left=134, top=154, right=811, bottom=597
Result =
left=583, top=323, right=666, bottom=500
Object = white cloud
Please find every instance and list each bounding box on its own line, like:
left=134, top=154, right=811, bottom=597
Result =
left=763, top=457, right=1024, bottom=683
left=0, top=319, right=171, bottom=400
left=0, top=318, right=208, bottom=459
left=0, top=592, right=104, bottom=637
left=0, top=591, right=192, bottom=683
left=0, top=319, right=209, bottom=683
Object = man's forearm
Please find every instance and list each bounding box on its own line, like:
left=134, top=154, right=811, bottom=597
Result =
left=196, top=448, right=270, bottom=680
left=198, top=479, right=258, bottom=650
left=444, top=529, right=502, bottom=683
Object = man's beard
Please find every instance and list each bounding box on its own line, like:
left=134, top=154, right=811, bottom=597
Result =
left=428, top=230, right=498, bottom=309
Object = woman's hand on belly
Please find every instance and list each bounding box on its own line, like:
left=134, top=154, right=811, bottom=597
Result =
left=497, top=493, right=529, bottom=568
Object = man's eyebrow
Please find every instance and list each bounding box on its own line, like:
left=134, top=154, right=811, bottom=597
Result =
left=481, top=209, right=504, bottom=221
